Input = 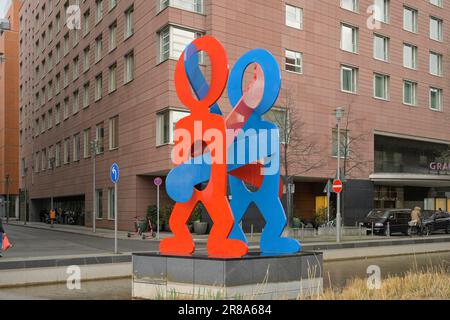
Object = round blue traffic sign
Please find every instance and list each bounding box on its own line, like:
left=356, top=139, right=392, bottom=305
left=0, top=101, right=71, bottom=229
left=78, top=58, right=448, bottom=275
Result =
left=110, top=163, right=120, bottom=184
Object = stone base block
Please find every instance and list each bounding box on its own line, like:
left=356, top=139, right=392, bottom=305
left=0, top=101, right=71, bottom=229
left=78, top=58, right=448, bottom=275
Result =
left=132, top=251, right=323, bottom=300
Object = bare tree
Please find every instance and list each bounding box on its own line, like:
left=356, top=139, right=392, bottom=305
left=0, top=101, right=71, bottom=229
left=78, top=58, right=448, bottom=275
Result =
left=339, top=103, right=372, bottom=180
left=337, top=102, right=373, bottom=223
left=268, top=87, right=325, bottom=224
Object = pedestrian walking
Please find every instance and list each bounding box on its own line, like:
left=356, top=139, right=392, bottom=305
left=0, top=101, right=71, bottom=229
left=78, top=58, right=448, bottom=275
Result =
left=411, top=206, right=423, bottom=235
left=50, top=208, right=56, bottom=228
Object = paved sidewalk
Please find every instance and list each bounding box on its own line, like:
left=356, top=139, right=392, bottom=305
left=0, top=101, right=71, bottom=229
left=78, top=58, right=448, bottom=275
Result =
left=8, top=220, right=450, bottom=245
left=7, top=220, right=209, bottom=242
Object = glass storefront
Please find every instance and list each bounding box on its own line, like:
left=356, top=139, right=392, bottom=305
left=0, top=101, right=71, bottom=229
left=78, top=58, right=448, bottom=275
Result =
left=375, top=135, right=450, bottom=174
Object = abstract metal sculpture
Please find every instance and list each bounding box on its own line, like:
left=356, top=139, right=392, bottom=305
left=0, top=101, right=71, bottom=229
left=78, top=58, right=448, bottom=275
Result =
left=161, top=35, right=301, bottom=257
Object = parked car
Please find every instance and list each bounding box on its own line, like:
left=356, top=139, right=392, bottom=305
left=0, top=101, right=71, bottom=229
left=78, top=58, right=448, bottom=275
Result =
left=363, top=209, right=412, bottom=236
left=421, top=210, right=450, bottom=235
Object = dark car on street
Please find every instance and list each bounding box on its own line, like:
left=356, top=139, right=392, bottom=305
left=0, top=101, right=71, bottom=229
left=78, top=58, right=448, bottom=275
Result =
left=363, top=209, right=412, bottom=236
left=421, top=210, right=450, bottom=235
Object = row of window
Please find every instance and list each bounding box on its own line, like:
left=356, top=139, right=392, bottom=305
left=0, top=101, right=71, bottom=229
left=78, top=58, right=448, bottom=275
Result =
left=32, top=116, right=119, bottom=174
left=341, top=0, right=444, bottom=25
left=341, top=66, right=444, bottom=111
left=341, top=23, right=444, bottom=75
left=33, top=3, right=134, bottom=104
left=34, top=52, right=133, bottom=135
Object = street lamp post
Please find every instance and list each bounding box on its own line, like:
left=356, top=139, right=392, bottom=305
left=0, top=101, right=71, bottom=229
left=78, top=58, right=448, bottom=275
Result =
left=49, top=157, right=56, bottom=211
left=90, top=140, right=98, bottom=233
left=335, top=107, right=345, bottom=243
left=5, top=173, right=10, bottom=224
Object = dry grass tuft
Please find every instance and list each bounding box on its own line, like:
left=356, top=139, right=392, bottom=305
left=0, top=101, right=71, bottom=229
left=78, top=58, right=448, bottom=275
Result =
left=307, top=266, right=450, bottom=300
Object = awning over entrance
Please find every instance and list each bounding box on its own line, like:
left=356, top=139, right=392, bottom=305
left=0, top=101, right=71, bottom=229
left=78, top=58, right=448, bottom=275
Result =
left=370, top=173, right=450, bottom=187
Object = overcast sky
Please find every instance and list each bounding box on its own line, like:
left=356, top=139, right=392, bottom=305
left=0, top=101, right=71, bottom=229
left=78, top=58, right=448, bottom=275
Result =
left=0, top=0, right=12, bottom=19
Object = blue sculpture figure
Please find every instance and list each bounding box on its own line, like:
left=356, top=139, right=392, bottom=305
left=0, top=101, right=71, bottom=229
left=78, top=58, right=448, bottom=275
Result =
left=227, top=50, right=301, bottom=254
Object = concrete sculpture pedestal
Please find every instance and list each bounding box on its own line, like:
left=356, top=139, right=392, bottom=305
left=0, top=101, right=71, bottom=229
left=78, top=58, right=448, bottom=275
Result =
left=132, top=252, right=323, bottom=300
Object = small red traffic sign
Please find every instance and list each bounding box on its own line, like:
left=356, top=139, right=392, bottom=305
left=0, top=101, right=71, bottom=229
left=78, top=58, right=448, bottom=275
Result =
left=332, top=179, right=343, bottom=193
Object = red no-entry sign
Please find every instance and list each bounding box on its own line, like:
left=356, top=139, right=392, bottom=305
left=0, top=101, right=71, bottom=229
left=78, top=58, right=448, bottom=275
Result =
left=332, top=179, right=343, bottom=194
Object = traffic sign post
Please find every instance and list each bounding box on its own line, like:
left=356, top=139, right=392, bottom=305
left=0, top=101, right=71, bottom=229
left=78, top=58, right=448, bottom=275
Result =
left=110, top=163, right=120, bottom=254
left=332, top=179, right=343, bottom=194
left=154, top=177, right=163, bottom=240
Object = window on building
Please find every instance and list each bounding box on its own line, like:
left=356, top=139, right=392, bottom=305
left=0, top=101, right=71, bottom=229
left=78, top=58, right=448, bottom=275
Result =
left=73, top=90, right=79, bottom=114
left=430, top=87, right=443, bottom=111
left=95, top=35, right=103, bottom=62
left=109, top=116, right=119, bottom=150
left=64, top=138, right=70, bottom=164
left=47, top=146, right=54, bottom=170
left=341, top=65, right=358, bottom=93
left=403, top=80, right=417, bottom=106
left=430, top=0, right=443, bottom=8
left=124, top=5, right=134, bottom=39
left=332, top=129, right=349, bottom=158
left=430, top=52, right=443, bottom=76
left=341, top=0, right=358, bottom=12
left=56, top=43, right=61, bottom=63
left=48, top=109, right=53, bottom=129
left=56, top=13, right=61, bottom=33
left=373, top=34, right=389, bottom=61
left=55, top=103, right=61, bottom=125
left=83, top=129, right=91, bottom=158
left=285, top=4, right=303, bottom=29
left=73, top=133, right=80, bottom=162
left=110, top=0, right=118, bottom=10
left=159, top=26, right=203, bottom=62
left=83, top=10, right=90, bottom=36
left=285, top=50, right=302, bottom=74
left=96, top=0, right=103, bottom=23
left=73, top=56, right=79, bottom=80
left=64, top=33, right=69, bottom=55
left=83, top=46, right=90, bottom=72
left=403, top=7, right=418, bottom=33
left=403, top=43, right=417, bottom=69
left=430, top=17, right=443, bottom=41
left=64, top=65, right=69, bottom=87
left=124, top=52, right=135, bottom=83
left=340, top=23, right=358, bottom=53
left=374, top=73, right=389, bottom=100
left=55, top=142, right=61, bottom=167
left=374, top=0, right=390, bottom=23
left=96, top=189, right=103, bottom=219
left=63, top=98, right=69, bottom=120
left=83, top=82, right=90, bottom=108
left=55, top=73, right=61, bottom=94
left=108, top=188, right=116, bottom=220
left=41, top=148, right=47, bottom=172
left=95, top=74, right=103, bottom=101
left=159, top=0, right=204, bottom=13
left=96, top=123, right=105, bottom=154
left=109, top=63, right=117, bottom=93
left=156, top=109, right=190, bottom=145
left=109, top=21, right=117, bottom=52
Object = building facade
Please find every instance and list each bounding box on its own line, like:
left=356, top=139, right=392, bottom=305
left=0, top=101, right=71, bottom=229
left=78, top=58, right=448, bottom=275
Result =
left=19, top=0, right=450, bottom=230
left=0, top=0, right=21, bottom=220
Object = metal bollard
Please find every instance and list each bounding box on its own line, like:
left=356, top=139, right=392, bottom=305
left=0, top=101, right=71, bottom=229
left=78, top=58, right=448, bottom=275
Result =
left=250, top=224, right=254, bottom=241
left=387, top=222, right=390, bottom=237
left=371, top=222, right=374, bottom=237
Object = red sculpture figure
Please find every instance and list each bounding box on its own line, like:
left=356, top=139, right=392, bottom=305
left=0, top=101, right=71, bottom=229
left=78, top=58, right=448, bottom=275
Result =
left=160, top=36, right=248, bottom=258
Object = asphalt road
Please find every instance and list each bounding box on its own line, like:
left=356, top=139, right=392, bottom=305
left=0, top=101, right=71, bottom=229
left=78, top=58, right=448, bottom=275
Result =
left=1, top=224, right=206, bottom=259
